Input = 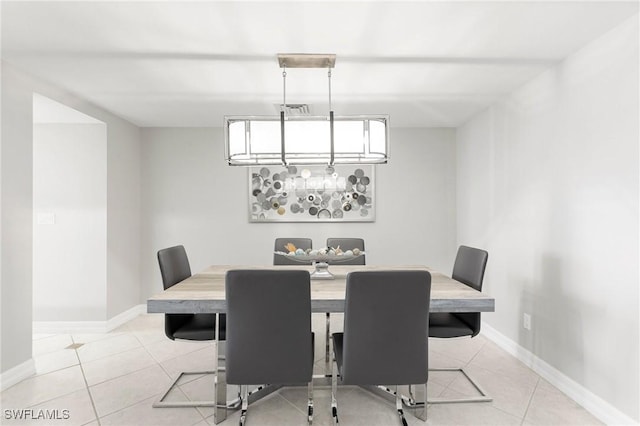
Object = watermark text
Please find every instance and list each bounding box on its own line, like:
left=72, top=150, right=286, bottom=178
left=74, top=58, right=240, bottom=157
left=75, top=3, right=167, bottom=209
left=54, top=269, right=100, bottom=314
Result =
left=4, top=409, right=70, bottom=421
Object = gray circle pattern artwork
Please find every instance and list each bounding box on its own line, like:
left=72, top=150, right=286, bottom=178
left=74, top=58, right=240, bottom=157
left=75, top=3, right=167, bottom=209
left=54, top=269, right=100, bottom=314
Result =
left=250, top=166, right=373, bottom=221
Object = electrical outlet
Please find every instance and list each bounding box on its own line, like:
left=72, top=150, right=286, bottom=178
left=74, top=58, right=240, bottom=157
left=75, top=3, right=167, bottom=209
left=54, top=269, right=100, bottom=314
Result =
left=523, top=313, right=531, bottom=330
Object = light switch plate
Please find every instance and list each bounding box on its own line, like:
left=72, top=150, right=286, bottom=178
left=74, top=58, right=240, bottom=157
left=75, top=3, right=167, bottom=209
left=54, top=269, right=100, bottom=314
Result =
left=37, top=212, right=55, bottom=225
left=523, top=313, right=532, bottom=330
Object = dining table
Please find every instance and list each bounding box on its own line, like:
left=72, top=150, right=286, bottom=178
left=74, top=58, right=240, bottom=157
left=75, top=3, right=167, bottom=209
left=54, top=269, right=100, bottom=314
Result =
left=147, top=264, right=495, bottom=423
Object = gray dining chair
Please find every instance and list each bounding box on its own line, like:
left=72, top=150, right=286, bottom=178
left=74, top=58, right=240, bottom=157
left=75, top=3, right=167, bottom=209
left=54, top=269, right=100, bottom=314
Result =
left=226, top=270, right=314, bottom=426
left=323, top=238, right=366, bottom=364
left=331, top=270, right=431, bottom=424
left=154, top=245, right=225, bottom=408
left=326, top=238, right=365, bottom=265
left=273, top=237, right=324, bottom=364
left=427, top=245, right=492, bottom=403
left=273, top=237, right=313, bottom=265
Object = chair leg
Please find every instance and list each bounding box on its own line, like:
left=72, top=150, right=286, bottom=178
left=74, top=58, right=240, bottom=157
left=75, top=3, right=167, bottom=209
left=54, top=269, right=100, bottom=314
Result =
left=325, top=312, right=331, bottom=363
left=152, top=323, right=238, bottom=410
left=411, top=383, right=428, bottom=421
left=395, top=385, right=409, bottom=426
left=153, top=370, right=217, bottom=407
left=331, top=355, right=339, bottom=424
left=307, top=380, right=314, bottom=425
left=428, top=367, right=492, bottom=403
left=369, top=384, right=427, bottom=422
left=239, top=385, right=248, bottom=426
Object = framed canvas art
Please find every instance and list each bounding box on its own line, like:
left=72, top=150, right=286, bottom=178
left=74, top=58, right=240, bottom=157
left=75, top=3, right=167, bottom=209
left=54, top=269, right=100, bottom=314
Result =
left=249, top=165, right=375, bottom=222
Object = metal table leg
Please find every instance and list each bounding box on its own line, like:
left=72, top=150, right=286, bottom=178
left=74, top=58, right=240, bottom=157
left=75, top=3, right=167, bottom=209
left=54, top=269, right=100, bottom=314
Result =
left=214, top=339, right=227, bottom=423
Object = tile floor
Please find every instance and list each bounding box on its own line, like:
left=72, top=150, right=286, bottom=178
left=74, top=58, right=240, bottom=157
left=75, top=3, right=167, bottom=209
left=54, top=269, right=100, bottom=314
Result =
left=0, top=313, right=603, bottom=426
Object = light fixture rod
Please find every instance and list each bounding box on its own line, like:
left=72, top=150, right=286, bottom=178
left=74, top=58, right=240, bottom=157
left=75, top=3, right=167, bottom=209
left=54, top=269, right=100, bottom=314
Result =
left=328, top=69, right=332, bottom=111
left=281, top=66, right=287, bottom=165
left=330, top=111, right=335, bottom=166
left=282, top=67, right=287, bottom=109
left=280, top=111, right=286, bottom=166
left=328, top=69, right=334, bottom=166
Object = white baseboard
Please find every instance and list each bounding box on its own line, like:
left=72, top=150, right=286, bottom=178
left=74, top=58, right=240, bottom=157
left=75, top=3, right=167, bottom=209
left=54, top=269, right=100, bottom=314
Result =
left=106, top=304, right=147, bottom=331
left=32, top=304, right=146, bottom=334
left=481, top=322, right=638, bottom=426
left=0, top=359, right=35, bottom=392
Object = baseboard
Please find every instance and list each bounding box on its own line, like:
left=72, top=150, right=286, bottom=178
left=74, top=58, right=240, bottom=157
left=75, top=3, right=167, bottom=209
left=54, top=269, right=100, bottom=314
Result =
left=32, top=304, right=146, bottom=334
left=105, top=304, right=147, bottom=331
left=0, top=359, right=35, bottom=392
left=481, top=322, right=638, bottom=426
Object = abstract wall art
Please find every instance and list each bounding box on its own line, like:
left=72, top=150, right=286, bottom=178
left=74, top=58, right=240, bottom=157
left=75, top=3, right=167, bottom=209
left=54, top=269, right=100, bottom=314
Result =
left=249, top=165, right=375, bottom=222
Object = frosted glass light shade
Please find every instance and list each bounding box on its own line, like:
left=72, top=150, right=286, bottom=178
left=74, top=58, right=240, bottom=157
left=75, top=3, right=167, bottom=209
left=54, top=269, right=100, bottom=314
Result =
left=224, top=115, right=389, bottom=166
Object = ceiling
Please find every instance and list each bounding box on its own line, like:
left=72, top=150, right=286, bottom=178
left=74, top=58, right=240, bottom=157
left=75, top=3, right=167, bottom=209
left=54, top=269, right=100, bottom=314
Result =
left=2, top=1, right=637, bottom=128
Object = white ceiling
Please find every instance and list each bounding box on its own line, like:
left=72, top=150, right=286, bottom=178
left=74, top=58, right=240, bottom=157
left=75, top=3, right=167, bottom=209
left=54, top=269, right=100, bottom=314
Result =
left=2, top=1, right=637, bottom=128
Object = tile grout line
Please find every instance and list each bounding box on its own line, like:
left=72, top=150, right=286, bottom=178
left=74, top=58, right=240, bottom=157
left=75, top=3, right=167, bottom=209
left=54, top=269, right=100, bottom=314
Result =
left=520, top=376, right=541, bottom=425
left=492, top=404, right=529, bottom=423
left=463, top=338, right=488, bottom=367
left=31, top=334, right=75, bottom=359
left=72, top=326, right=196, bottom=422
left=430, top=349, right=472, bottom=367
left=71, top=333, right=143, bottom=366
left=80, top=346, right=160, bottom=388
left=72, top=335, right=102, bottom=426
left=17, top=366, right=87, bottom=411
left=277, top=392, right=309, bottom=417
left=96, top=390, right=175, bottom=420
left=13, top=335, right=79, bottom=405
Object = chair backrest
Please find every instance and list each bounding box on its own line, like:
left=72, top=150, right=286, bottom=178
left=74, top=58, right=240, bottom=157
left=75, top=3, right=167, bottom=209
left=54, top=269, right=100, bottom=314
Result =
left=326, top=238, right=365, bottom=265
left=157, top=245, right=195, bottom=340
left=157, top=245, right=192, bottom=290
left=341, top=271, right=431, bottom=385
left=452, top=245, right=488, bottom=292
left=451, top=245, right=488, bottom=337
left=225, top=270, right=313, bottom=385
left=273, top=238, right=313, bottom=265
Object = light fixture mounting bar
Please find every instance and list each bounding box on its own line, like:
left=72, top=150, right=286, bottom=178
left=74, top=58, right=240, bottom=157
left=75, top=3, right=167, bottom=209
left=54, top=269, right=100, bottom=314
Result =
left=278, top=53, right=336, bottom=69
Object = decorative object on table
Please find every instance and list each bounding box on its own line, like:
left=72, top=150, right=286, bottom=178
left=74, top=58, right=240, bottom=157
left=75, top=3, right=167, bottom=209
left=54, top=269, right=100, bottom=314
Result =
left=225, top=53, right=389, bottom=166
left=326, top=238, right=366, bottom=265
left=249, top=165, right=375, bottom=222
left=273, top=238, right=313, bottom=265
left=274, top=244, right=366, bottom=280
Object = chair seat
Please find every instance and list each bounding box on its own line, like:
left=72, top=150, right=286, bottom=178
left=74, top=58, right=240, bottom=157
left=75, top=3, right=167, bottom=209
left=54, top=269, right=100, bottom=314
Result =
left=174, top=314, right=226, bottom=341
left=429, top=313, right=473, bottom=338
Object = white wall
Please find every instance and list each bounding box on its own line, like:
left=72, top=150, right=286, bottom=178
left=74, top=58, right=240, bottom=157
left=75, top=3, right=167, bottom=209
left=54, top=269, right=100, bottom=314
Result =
left=0, top=61, right=141, bottom=376
left=140, top=127, right=457, bottom=299
left=106, top=110, right=142, bottom=319
left=1, top=62, right=35, bottom=375
left=33, top=123, right=107, bottom=321
left=456, top=15, right=639, bottom=422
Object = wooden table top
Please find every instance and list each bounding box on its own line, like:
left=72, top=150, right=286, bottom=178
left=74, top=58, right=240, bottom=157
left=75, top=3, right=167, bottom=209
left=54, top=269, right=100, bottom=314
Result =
left=147, top=265, right=494, bottom=314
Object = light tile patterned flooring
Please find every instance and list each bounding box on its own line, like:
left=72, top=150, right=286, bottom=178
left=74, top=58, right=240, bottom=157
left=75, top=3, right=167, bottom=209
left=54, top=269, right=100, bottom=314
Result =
left=0, top=314, right=602, bottom=426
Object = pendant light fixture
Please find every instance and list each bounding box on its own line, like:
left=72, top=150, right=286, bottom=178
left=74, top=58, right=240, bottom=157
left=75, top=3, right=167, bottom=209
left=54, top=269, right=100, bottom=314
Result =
left=224, top=53, right=389, bottom=166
